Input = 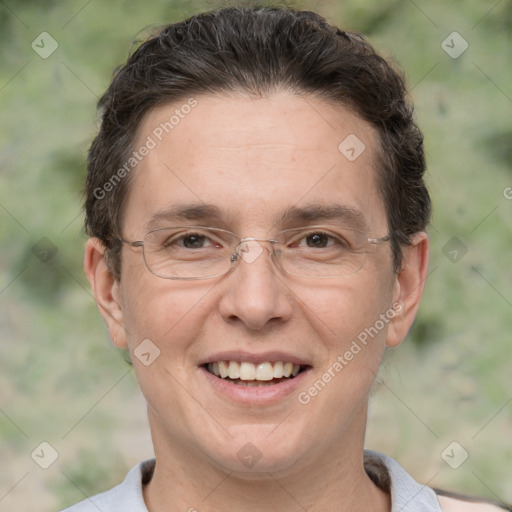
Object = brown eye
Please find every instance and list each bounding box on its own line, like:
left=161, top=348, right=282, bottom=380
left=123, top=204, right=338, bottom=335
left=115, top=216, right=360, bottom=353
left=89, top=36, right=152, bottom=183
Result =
left=305, top=233, right=330, bottom=248
left=161, top=231, right=217, bottom=250
left=182, top=234, right=207, bottom=248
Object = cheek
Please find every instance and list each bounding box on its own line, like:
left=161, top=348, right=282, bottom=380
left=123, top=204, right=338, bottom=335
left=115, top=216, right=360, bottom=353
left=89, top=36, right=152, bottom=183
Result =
left=296, top=276, right=394, bottom=390
left=295, top=274, right=393, bottom=345
left=120, top=276, right=213, bottom=352
left=119, top=281, right=212, bottom=412
left=295, top=281, right=393, bottom=410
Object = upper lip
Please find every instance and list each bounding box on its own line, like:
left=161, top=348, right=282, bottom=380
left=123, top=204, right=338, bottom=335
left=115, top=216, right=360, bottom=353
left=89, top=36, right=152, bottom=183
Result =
left=198, top=351, right=312, bottom=367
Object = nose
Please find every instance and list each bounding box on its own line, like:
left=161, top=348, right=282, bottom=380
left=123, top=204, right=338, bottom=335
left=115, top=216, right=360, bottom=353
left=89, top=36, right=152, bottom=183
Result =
left=218, top=239, right=293, bottom=331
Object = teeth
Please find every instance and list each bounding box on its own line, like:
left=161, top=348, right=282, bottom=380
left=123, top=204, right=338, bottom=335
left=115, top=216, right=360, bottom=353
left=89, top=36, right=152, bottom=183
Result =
left=228, top=361, right=240, bottom=379
left=218, top=361, right=229, bottom=378
left=207, top=361, right=304, bottom=381
left=255, top=362, right=274, bottom=381
left=273, top=361, right=283, bottom=378
left=239, top=362, right=256, bottom=380
left=233, top=380, right=275, bottom=387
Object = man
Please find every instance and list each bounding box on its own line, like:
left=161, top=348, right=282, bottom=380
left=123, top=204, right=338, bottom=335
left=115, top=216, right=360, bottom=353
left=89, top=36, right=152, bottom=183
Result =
left=63, top=5, right=510, bottom=512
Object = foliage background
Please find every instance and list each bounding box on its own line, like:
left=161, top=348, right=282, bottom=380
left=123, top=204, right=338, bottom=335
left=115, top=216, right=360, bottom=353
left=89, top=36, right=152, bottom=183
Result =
left=0, top=0, right=510, bottom=510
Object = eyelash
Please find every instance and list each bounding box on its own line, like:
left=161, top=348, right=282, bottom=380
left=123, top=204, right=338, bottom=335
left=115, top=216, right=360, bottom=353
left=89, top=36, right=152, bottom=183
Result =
left=163, top=230, right=349, bottom=250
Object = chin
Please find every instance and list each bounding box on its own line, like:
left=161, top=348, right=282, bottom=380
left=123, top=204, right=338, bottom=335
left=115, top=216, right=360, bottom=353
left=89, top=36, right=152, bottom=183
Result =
left=204, top=425, right=309, bottom=476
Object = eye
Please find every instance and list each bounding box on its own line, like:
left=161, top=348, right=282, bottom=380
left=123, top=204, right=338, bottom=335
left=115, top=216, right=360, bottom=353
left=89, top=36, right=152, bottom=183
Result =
left=294, top=231, right=346, bottom=249
left=162, top=231, right=219, bottom=250
left=180, top=233, right=209, bottom=249
left=303, top=232, right=332, bottom=248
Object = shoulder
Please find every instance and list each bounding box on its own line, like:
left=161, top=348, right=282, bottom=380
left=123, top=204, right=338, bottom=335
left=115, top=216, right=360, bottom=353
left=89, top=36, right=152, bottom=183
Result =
left=58, top=459, right=155, bottom=512
left=364, top=450, right=511, bottom=512
left=437, top=493, right=512, bottom=512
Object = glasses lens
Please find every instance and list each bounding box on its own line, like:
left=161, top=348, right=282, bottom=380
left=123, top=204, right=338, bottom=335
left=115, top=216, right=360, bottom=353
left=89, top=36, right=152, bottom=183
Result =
left=275, top=226, right=371, bottom=277
left=143, top=227, right=237, bottom=279
left=138, top=225, right=383, bottom=279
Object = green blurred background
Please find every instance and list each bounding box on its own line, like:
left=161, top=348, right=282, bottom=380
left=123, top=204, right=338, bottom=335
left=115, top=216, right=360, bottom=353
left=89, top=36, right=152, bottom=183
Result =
left=0, top=0, right=511, bottom=510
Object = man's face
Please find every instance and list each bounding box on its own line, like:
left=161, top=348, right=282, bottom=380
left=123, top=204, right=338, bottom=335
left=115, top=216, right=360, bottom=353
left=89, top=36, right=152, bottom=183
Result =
left=108, top=92, right=403, bottom=473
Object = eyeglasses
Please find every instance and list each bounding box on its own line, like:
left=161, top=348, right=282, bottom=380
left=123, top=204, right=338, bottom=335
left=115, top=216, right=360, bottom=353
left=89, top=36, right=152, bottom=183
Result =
left=119, top=225, right=391, bottom=280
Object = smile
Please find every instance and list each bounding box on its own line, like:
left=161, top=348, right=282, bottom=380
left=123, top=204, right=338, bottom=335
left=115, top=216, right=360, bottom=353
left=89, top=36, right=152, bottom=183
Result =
left=205, top=360, right=306, bottom=387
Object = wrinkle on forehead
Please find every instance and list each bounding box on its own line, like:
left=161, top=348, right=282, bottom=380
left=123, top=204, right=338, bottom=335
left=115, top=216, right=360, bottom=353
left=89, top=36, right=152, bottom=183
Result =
left=124, top=92, right=386, bottom=237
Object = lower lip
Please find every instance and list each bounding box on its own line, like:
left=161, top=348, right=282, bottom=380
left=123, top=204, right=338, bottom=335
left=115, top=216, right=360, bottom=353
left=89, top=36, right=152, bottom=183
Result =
left=200, top=366, right=311, bottom=404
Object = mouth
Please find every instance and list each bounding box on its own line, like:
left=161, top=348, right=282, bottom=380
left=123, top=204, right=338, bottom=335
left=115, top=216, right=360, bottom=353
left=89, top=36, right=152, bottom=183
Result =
left=203, top=360, right=309, bottom=387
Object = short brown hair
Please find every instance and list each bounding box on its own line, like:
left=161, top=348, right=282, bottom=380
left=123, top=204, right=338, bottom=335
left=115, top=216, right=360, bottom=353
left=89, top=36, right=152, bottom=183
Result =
left=84, top=5, right=431, bottom=279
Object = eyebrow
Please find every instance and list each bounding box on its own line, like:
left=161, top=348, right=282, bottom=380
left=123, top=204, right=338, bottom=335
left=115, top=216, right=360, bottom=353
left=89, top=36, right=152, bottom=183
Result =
left=146, top=204, right=227, bottom=231
left=145, top=202, right=368, bottom=232
left=276, top=204, right=368, bottom=232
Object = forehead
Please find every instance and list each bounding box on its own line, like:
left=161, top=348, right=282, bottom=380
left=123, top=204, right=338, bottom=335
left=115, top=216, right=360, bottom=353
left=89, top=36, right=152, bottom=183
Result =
left=123, top=92, right=386, bottom=236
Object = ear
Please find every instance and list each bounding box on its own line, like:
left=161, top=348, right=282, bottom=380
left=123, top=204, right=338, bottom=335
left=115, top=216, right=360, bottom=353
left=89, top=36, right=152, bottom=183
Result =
left=84, top=237, right=128, bottom=349
left=386, top=232, right=429, bottom=348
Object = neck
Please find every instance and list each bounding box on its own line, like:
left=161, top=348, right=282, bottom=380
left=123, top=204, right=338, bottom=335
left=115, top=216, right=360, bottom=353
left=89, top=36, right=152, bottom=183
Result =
left=143, top=409, right=390, bottom=512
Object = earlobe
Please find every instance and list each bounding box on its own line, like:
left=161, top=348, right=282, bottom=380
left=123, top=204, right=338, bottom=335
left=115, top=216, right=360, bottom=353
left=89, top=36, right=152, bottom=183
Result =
left=84, top=237, right=128, bottom=348
left=386, top=232, right=429, bottom=348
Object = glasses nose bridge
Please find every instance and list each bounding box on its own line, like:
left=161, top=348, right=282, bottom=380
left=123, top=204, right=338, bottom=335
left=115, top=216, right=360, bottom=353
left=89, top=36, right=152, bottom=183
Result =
left=231, top=236, right=280, bottom=266
left=238, top=236, right=279, bottom=244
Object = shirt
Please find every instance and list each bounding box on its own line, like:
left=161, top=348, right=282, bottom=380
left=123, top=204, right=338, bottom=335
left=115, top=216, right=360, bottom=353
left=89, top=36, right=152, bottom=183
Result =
left=61, top=450, right=442, bottom=511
